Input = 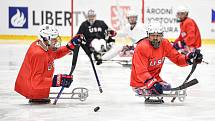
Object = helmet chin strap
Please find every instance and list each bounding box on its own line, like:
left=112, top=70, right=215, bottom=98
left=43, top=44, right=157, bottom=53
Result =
left=39, top=36, right=50, bottom=51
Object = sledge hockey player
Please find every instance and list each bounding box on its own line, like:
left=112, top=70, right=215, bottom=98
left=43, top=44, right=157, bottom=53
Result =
left=77, top=9, right=116, bottom=65
left=130, top=22, right=203, bottom=98
left=15, top=24, right=83, bottom=104
left=173, top=6, right=201, bottom=54
left=102, top=10, right=147, bottom=60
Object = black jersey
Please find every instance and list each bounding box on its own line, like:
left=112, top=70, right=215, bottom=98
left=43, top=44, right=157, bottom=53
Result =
left=77, top=20, right=108, bottom=45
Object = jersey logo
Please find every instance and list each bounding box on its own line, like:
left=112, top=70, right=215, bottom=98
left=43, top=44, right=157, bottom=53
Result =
left=88, top=27, right=102, bottom=33
left=149, top=57, right=165, bottom=66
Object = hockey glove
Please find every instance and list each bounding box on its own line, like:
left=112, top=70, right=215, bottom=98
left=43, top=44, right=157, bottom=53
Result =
left=186, top=49, right=203, bottom=65
left=159, top=81, right=171, bottom=91
left=66, top=34, right=84, bottom=50
left=173, top=41, right=186, bottom=50
left=52, top=74, right=73, bottom=88
left=144, top=78, right=163, bottom=95
left=108, top=30, right=117, bottom=37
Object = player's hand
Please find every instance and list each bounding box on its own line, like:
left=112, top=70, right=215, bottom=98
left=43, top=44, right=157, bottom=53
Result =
left=66, top=34, right=85, bottom=50
left=144, top=78, right=159, bottom=89
left=173, top=41, right=186, bottom=50
left=108, top=30, right=117, bottom=37
left=186, top=49, right=203, bottom=65
left=144, top=78, right=163, bottom=95
left=52, top=74, right=73, bottom=88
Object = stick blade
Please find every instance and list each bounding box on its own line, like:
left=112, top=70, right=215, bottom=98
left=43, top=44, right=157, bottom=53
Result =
left=171, top=79, right=199, bottom=91
left=180, top=78, right=198, bottom=90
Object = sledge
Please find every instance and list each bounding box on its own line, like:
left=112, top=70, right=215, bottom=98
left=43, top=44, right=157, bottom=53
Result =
left=137, top=79, right=198, bottom=104
left=49, top=87, right=89, bottom=102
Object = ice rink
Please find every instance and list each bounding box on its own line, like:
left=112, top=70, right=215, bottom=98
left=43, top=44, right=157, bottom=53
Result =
left=0, top=43, right=215, bottom=121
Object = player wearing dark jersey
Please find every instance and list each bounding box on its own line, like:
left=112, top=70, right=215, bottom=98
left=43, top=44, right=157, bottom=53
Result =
left=77, top=9, right=116, bottom=65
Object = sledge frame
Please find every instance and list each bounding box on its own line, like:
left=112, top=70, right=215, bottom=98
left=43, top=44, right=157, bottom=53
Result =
left=49, top=87, right=89, bottom=102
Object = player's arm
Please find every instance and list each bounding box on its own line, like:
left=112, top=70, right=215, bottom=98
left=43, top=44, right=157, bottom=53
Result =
left=77, top=22, right=86, bottom=34
left=165, top=40, right=188, bottom=66
left=165, top=39, right=203, bottom=66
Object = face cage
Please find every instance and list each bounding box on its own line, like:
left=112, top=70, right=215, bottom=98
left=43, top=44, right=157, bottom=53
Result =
left=127, top=16, right=137, bottom=25
left=41, top=35, right=62, bottom=51
left=49, top=36, right=62, bottom=51
left=176, top=12, right=188, bottom=22
left=148, top=33, right=163, bottom=49
left=88, top=15, right=96, bottom=25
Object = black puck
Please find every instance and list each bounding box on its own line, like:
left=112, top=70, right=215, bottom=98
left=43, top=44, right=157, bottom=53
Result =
left=94, top=106, right=100, bottom=112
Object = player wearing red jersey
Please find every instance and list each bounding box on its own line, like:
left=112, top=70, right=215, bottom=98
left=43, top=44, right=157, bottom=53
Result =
left=15, top=24, right=83, bottom=104
left=130, top=22, right=203, bottom=95
left=173, top=6, right=201, bottom=54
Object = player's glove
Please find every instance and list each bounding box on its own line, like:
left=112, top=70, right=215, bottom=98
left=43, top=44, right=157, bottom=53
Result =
left=144, top=78, right=163, bottom=95
left=173, top=41, right=186, bottom=50
left=108, top=30, right=117, bottom=37
left=186, top=49, right=203, bottom=65
left=159, top=81, right=171, bottom=91
left=66, top=34, right=84, bottom=50
left=52, top=74, right=73, bottom=88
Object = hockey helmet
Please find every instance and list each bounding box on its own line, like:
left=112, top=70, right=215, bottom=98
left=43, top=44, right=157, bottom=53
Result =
left=127, top=10, right=138, bottom=25
left=38, top=24, right=61, bottom=50
left=176, top=6, right=189, bottom=13
left=127, top=10, right=138, bottom=18
left=147, top=22, right=164, bottom=48
left=87, top=9, right=96, bottom=25
left=147, top=22, right=164, bottom=35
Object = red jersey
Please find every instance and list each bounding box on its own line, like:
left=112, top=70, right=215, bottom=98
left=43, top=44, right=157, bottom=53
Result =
left=130, top=38, right=188, bottom=87
left=175, top=17, right=201, bottom=48
left=15, top=40, right=71, bottom=99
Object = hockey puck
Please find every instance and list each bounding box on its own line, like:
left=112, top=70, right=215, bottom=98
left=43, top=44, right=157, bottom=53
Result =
left=94, top=106, right=100, bottom=112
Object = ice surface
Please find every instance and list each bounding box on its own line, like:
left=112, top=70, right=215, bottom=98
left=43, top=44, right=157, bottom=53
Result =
left=0, top=43, right=215, bottom=121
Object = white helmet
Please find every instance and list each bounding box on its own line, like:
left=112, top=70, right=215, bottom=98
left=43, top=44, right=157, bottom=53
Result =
left=87, top=9, right=96, bottom=17
left=177, top=6, right=189, bottom=13
left=147, top=22, right=164, bottom=48
left=38, top=24, right=59, bottom=42
left=127, top=10, right=138, bottom=18
left=38, top=24, right=61, bottom=50
left=87, top=9, right=96, bottom=25
left=147, top=22, right=164, bottom=35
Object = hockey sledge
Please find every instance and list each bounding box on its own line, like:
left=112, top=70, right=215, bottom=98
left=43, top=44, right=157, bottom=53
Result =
left=101, top=57, right=132, bottom=67
left=137, top=79, right=198, bottom=104
left=138, top=89, right=187, bottom=104
left=49, top=87, right=89, bottom=102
